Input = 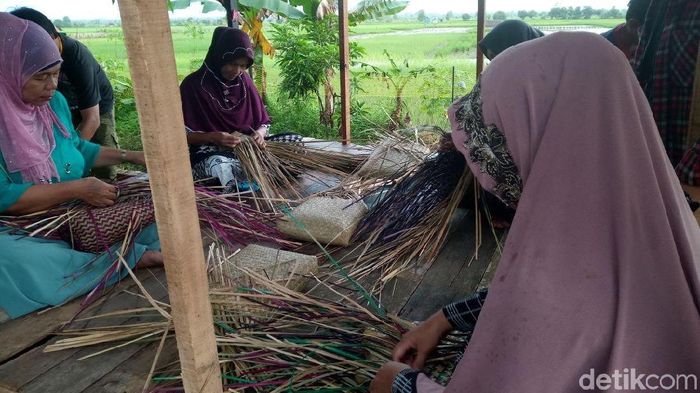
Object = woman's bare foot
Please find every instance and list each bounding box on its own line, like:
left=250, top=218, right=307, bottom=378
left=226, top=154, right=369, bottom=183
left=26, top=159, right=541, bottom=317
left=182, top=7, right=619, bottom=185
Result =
left=136, top=250, right=163, bottom=268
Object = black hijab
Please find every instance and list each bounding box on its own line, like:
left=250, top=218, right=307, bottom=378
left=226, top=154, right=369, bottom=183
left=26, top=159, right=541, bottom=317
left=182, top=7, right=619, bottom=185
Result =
left=479, top=20, right=544, bottom=59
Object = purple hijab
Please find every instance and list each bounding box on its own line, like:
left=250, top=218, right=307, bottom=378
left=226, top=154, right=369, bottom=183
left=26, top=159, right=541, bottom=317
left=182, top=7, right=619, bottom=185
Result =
left=426, top=32, right=700, bottom=392
left=180, top=27, right=269, bottom=135
left=0, top=13, right=68, bottom=184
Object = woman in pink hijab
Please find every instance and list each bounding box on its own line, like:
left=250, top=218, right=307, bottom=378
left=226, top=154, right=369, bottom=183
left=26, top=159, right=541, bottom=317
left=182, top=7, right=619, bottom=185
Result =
left=371, top=31, right=700, bottom=393
left=0, top=13, right=161, bottom=321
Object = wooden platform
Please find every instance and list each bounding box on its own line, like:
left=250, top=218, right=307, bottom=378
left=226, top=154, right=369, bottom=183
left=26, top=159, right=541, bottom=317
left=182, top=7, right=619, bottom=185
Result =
left=0, top=206, right=503, bottom=393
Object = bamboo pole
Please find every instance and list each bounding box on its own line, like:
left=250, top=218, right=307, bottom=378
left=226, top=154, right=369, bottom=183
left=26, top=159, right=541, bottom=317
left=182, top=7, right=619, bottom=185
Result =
left=116, top=1, right=223, bottom=392
left=476, top=0, right=486, bottom=77
left=339, top=0, right=352, bottom=145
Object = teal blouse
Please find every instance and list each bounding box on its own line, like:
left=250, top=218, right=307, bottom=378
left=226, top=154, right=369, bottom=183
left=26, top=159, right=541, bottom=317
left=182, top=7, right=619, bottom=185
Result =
left=0, top=92, right=100, bottom=212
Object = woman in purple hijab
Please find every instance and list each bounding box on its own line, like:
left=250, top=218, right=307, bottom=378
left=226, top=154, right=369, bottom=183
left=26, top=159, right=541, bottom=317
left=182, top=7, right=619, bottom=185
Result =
left=180, top=27, right=299, bottom=192
left=370, top=32, right=700, bottom=393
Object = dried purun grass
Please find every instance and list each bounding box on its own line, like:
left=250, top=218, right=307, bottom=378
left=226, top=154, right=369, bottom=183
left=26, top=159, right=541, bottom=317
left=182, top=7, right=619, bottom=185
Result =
left=0, top=178, right=296, bottom=251
left=265, top=141, right=370, bottom=178
left=46, top=256, right=467, bottom=392
left=233, top=137, right=303, bottom=212
left=342, top=150, right=473, bottom=294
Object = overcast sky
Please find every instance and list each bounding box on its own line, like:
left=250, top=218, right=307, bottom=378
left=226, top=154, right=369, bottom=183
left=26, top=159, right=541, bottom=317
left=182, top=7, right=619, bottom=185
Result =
left=0, top=0, right=629, bottom=20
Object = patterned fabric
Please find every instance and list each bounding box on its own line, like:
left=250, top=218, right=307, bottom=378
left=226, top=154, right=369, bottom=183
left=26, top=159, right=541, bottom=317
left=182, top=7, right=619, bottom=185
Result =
left=392, top=368, right=419, bottom=393
left=633, top=0, right=700, bottom=167
left=452, top=81, right=522, bottom=208
left=677, top=139, right=700, bottom=185
left=442, top=288, right=489, bottom=333
left=192, top=153, right=246, bottom=193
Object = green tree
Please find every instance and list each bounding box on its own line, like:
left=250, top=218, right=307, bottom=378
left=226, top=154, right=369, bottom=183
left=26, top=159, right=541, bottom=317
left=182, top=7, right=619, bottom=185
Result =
left=358, top=50, right=436, bottom=130
left=492, top=11, right=506, bottom=20
left=272, top=17, right=365, bottom=129
left=582, top=6, right=594, bottom=19
left=517, top=10, right=528, bottom=19
left=61, top=16, right=72, bottom=27
left=416, top=9, right=425, bottom=22
left=445, top=11, right=453, bottom=20
left=461, top=13, right=471, bottom=21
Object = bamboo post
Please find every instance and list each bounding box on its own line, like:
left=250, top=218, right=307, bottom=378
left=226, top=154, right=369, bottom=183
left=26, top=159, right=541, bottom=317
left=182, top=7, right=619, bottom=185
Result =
left=476, top=0, right=486, bottom=77
left=339, top=0, right=352, bottom=145
left=687, top=42, right=700, bottom=151
left=116, top=1, right=223, bottom=392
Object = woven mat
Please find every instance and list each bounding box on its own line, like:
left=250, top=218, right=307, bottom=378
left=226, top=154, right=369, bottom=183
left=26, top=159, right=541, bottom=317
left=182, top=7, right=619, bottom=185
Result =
left=224, top=244, right=318, bottom=291
left=277, top=197, right=368, bottom=246
left=356, top=140, right=429, bottom=178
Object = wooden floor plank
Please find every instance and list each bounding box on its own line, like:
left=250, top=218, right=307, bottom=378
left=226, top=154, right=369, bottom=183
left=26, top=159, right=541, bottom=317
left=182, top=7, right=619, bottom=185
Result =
left=399, top=212, right=500, bottom=321
left=19, top=270, right=171, bottom=393
left=0, top=269, right=168, bottom=391
left=0, top=269, right=155, bottom=364
left=81, top=339, right=179, bottom=393
left=380, top=208, right=469, bottom=315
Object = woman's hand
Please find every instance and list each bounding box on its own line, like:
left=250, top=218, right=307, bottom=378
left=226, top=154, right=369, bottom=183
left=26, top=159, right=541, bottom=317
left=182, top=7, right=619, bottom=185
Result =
left=393, top=310, right=453, bottom=369
left=209, top=132, right=241, bottom=148
left=75, top=177, right=118, bottom=207
left=251, top=128, right=267, bottom=148
left=370, top=361, right=412, bottom=393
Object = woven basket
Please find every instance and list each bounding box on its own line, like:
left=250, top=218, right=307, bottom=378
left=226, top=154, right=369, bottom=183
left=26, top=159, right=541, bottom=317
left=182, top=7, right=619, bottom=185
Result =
left=59, top=197, right=155, bottom=253
left=356, top=140, right=429, bottom=178
left=223, top=244, right=318, bottom=291
left=277, top=197, right=368, bottom=246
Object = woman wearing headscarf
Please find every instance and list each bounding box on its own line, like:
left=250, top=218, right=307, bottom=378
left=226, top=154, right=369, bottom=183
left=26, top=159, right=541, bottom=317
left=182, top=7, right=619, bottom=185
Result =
left=371, top=32, right=700, bottom=392
left=0, top=13, right=162, bottom=321
left=478, top=19, right=544, bottom=60
left=180, top=27, right=300, bottom=192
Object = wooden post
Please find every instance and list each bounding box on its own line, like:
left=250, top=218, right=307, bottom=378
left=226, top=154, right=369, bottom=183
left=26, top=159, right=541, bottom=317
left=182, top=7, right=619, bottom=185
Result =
left=116, top=1, right=223, bottom=392
left=687, top=43, right=700, bottom=151
left=223, top=0, right=239, bottom=28
left=476, top=0, right=486, bottom=77
left=339, top=0, right=352, bottom=145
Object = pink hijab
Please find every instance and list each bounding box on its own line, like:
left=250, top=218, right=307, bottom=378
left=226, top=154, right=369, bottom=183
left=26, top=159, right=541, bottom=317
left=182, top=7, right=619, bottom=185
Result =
left=443, top=32, right=700, bottom=392
left=0, top=12, right=68, bottom=184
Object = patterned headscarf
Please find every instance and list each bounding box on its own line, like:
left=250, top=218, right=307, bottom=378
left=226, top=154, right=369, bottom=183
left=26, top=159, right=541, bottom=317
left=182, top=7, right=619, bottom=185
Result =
left=0, top=12, right=68, bottom=184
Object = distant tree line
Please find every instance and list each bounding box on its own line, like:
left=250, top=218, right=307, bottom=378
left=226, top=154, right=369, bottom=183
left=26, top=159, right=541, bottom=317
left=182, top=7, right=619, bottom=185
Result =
left=520, top=6, right=623, bottom=19
left=415, top=6, right=625, bottom=23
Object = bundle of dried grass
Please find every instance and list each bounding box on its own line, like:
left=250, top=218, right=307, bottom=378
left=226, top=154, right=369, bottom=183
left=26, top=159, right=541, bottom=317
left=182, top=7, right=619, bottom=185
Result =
left=233, top=137, right=303, bottom=211
left=0, top=177, right=296, bottom=248
left=46, top=263, right=467, bottom=392
left=344, top=150, right=472, bottom=293
left=266, top=141, right=370, bottom=178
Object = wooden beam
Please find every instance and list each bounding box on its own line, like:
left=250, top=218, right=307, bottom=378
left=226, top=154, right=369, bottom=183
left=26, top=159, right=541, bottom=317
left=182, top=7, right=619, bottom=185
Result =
left=339, top=0, right=352, bottom=145
left=222, top=0, right=239, bottom=28
left=687, top=42, right=700, bottom=151
left=115, top=1, right=223, bottom=392
left=476, top=0, right=486, bottom=77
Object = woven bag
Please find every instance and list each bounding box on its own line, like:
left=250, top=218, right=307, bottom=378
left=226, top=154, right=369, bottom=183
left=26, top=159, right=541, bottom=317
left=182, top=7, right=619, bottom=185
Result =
left=59, top=197, right=155, bottom=253
left=223, top=245, right=318, bottom=291
left=277, top=197, right=368, bottom=246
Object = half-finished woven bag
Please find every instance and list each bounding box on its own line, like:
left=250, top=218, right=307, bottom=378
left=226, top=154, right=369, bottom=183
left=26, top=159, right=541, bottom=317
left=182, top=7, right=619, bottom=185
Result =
left=277, top=197, right=367, bottom=246
left=59, top=197, right=155, bottom=253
